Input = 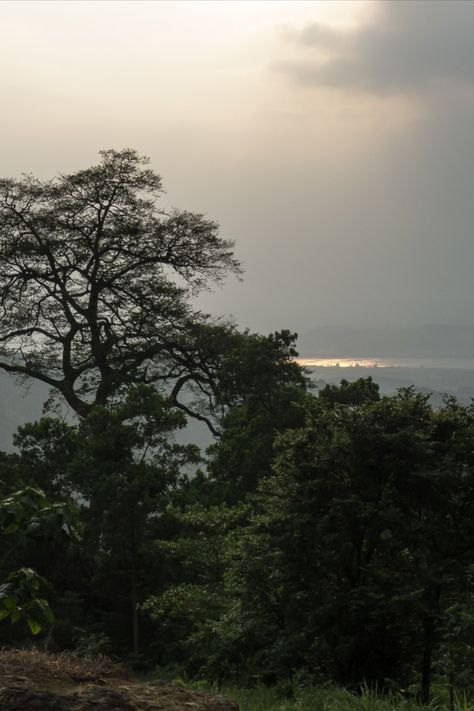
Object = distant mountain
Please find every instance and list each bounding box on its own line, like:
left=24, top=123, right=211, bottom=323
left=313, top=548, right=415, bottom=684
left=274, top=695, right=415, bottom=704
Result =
left=298, top=324, right=474, bottom=359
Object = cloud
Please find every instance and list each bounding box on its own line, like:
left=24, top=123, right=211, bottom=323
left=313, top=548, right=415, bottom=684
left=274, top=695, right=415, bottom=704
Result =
left=276, top=1, right=474, bottom=95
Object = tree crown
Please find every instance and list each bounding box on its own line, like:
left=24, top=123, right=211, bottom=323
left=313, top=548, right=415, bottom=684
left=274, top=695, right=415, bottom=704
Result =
left=0, top=149, right=241, bottom=417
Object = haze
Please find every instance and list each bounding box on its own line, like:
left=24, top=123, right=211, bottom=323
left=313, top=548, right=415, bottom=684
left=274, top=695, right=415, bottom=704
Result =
left=1, top=0, right=473, bottom=335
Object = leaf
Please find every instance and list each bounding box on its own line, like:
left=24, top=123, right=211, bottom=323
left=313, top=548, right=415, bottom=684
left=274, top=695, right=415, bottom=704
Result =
left=3, top=596, right=18, bottom=611
left=3, top=522, right=19, bottom=534
left=35, top=599, right=54, bottom=624
left=26, top=617, right=42, bottom=635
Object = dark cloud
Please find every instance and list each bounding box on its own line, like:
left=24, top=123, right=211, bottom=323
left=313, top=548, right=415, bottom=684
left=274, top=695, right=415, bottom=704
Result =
left=277, top=1, right=474, bottom=95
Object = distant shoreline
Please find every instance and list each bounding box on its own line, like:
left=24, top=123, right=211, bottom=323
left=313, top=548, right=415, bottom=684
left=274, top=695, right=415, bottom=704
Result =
left=296, top=357, right=474, bottom=370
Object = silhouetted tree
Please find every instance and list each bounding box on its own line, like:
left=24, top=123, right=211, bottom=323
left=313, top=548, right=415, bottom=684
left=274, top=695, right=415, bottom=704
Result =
left=318, top=376, right=380, bottom=405
left=0, top=149, right=240, bottom=430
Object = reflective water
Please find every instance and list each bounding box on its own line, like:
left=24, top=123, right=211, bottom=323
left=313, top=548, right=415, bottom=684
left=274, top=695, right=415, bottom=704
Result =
left=296, top=357, right=474, bottom=369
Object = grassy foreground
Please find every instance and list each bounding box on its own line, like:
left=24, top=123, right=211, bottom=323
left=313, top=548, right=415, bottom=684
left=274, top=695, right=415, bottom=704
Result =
left=223, top=686, right=470, bottom=711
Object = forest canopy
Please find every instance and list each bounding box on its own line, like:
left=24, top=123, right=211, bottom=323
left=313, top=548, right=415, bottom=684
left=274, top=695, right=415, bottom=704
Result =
left=0, top=153, right=473, bottom=706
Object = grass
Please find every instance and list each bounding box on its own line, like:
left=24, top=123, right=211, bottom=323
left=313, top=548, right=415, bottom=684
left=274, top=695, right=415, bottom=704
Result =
left=0, top=647, right=125, bottom=681
left=223, top=685, right=457, bottom=711
left=147, top=667, right=474, bottom=711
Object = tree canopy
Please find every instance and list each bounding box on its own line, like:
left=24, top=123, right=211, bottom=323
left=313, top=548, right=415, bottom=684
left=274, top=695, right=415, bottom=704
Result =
left=144, top=385, right=474, bottom=699
left=0, top=149, right=241, bottom=422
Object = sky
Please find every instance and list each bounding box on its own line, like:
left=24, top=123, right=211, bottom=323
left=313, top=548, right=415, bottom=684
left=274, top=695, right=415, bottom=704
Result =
left=1, top=0, right=474, bottom=336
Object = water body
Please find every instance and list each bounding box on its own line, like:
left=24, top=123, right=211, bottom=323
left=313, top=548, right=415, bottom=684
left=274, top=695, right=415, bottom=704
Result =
left=296, top=357, right=474, bottom=370
left=296, top=357, right=474, bottom=407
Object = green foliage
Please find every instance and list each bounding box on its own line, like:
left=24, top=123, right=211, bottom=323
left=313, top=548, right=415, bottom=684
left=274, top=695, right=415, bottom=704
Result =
left=13, top=419, right=78, bottom=498
left=144, top=504, right=249, bottom=679
left=9, top=151, right=463, bottom=694
left=318, top=376, right=381, bottom=405
left=65, top=386, right=202, bottom=656
left=0, top=487, right=79, bottom=637
left=3, top=157, right=474, bottom=705
left=207, top=330, right=308, bottom=500
left=149, top=384, right=474, bottom=697
left=0, top=486, right=79, bottom=540
left=0, top=567, right=53, bottom=635
left=7, top=376, right=474, bottom=698
left=213, top=329, right=307, bottom=408
left=224, top=686, right=439, bottom=711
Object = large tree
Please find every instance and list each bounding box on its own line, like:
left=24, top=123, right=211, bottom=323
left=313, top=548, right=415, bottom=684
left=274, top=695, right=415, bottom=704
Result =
left=0, top=149, right=240, bottom=426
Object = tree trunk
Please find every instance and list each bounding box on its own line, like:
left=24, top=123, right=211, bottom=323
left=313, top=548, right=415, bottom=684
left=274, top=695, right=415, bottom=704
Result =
left=420, top=616, right=434, bottom=704
left=130, top=521, right=140, bottom=657
left=131, top=560, right=139, bottom=657
left=448, top=672, right=455, bottom=711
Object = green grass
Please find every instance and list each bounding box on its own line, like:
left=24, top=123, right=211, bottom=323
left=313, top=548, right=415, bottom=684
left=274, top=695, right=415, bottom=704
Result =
left=145, top=669, right=473, bottom=711
left=223, top=686, right=451, bottom=711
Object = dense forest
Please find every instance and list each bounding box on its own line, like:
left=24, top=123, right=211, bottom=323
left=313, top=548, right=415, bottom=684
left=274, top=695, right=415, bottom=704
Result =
left=1, top=151, right=474, bottom=706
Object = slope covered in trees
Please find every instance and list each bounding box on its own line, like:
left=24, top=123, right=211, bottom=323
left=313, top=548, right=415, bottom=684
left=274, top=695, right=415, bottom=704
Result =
left=1, top=152, right=474, bottom=706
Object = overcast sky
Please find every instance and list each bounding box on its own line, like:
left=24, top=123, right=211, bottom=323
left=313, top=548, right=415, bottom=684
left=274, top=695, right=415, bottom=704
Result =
left=1, top=0, right=473, bottom=335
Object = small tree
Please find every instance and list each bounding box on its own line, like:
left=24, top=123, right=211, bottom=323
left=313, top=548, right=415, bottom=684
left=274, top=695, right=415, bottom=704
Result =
left=0, top=487, right=79, bottom=636
left=68, top=385, right=200, bottom=656
left=207, top=329, right=308, bottom=501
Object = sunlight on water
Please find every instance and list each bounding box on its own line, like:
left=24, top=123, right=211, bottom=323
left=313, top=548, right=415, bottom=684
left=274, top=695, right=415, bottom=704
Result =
left=297, top=358, right=386, bottom=368
left=296, top=357, right=474, bottom=369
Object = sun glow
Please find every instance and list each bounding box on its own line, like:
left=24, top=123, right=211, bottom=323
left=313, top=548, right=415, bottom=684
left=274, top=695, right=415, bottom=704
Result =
left=297, top=358, right=387, bottom=368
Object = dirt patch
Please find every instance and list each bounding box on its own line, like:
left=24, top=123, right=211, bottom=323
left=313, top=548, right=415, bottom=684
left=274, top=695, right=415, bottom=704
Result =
left=0, top=650, right=239, bottom=711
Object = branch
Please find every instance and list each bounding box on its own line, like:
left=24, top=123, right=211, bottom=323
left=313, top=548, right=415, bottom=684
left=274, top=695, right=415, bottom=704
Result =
left=0, top=360, right=62, bottom=389
left=172, top=398, right=220, bottom=438
left=0, top=327, right=63, bottom=344
left=170, top=374, right=220, bottom=437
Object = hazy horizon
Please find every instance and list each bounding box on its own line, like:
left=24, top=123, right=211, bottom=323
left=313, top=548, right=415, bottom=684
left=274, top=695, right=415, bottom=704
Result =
left=1, top=1, right=473, bottom=334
